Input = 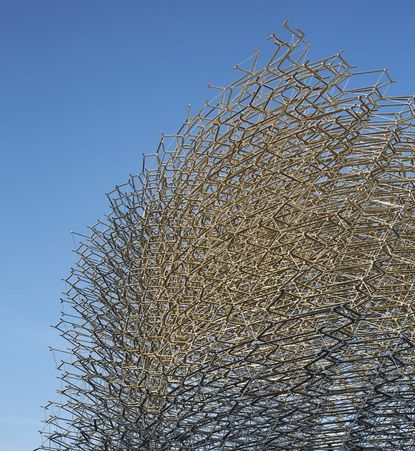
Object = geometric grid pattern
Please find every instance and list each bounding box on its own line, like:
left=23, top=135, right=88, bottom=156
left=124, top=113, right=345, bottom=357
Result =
left=38, top=23, right=415, bottom=450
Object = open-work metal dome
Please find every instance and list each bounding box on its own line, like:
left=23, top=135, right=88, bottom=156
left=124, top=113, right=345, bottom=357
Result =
left=39, top=23, right=415, bottom=450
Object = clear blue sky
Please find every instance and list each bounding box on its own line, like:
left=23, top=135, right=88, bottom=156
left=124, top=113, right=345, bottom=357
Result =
left=1, top=1, right=414, bottom=449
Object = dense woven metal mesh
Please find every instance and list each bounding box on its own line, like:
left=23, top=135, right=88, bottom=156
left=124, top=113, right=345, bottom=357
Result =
left=39, top=24, right=415, bottom=450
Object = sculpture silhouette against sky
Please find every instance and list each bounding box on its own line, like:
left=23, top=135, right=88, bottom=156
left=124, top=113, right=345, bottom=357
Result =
left=39, top=23, right=415, bottom=450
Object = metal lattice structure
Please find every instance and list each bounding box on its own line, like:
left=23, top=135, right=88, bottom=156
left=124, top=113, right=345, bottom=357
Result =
left=39, top=23, right=415, bottom=450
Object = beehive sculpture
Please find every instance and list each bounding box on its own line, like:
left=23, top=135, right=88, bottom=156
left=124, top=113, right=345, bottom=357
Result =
left=39, top=23, right=415, bottom=450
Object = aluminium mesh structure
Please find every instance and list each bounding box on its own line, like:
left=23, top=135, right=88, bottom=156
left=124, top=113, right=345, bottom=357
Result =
left=38, top=23, right=415, bottom=450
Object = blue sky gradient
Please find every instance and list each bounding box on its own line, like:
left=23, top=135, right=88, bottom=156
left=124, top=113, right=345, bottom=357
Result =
left=1, top=1, right=415, bottom=449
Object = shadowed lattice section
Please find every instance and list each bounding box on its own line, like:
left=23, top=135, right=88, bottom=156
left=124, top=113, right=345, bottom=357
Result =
left=38, top=23, right=415, bottom=450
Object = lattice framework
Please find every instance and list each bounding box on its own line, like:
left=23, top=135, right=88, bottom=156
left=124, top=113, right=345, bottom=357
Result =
left=39, top=23, right=415, bottom=450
